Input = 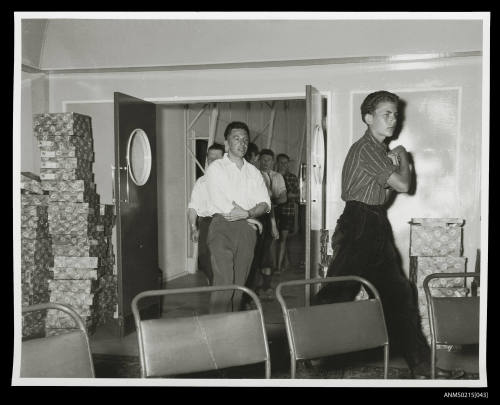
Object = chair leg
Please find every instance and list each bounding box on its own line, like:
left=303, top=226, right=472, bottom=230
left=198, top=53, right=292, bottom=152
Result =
left=383, top=344, right=389, bottom=379
left=291, top=358, right=296, bottom=379
left=431, top=341, right=436, bottom=379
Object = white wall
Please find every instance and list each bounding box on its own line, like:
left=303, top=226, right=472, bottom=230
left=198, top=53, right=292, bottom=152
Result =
left=157, top=105, right=187, bottom=280
left=20, top=71, right=49, bottom=175
left=21, top=19, right=48, bottom=68
left=43, top=56, right=483, bottom=279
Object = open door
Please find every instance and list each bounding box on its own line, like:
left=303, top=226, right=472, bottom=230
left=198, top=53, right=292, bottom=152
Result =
left=114, top=92, right=161, bottom=336
left=304, top=85, right=327, bottom=305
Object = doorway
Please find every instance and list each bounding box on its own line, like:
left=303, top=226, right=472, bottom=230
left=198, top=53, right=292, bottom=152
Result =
left=155, top=88, right=328, bottom=318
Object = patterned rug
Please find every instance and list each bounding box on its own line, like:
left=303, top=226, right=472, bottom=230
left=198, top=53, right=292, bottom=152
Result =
left=92, top=354, right=479, bottom=380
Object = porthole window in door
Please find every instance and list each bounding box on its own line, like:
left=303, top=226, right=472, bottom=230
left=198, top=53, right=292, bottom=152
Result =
left=126, top=129, right=152, bottom=186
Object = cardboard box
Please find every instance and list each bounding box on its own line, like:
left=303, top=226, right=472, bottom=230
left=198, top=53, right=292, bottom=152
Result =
left=51, top=235, right=97, bottom=246
left=52, top=242, right=106, bottom=257
left=21, top=173, right=44, bottom=195
left=49, top=292, right=95, bottom=306
left=40, top=168, right=94, bottom=182
left=51, top=267, right=100, bottom=280
left=33, top=112, right=92, bottom=137
left=45, top=328, right=77, bottom=337
left=410, top=218, right=464, bottom=257
left=48, top=278, right=99, bottom=293
left=40, top=148, right=94, bottom=161
left=48, top=202, right=92, bottom=215
left=49, top=221, right=96, bottom=236
left=40, top=157, right=93, bottom=170
left=53, top=256, right=99, bottom=269
left=21, top=194, right=49, bottom=206
left=21, top=215, right=49, bottom=229
left=41, top=180, right=96, bottom=192
left=21, top=227, right=50, bottom=239
left=21, top=249, right=53, bottom=266
left=410, top=256, right=467, bottom=287
left=38, top=137, right=93, bottom=151
left=21, top=236, right=51, bottom=250
left=48, top=189, right=99, bottom=204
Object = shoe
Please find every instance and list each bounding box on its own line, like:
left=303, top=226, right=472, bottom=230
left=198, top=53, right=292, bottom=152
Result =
left=259, top=288, right=274, bottom=301
left=243, top=301, right=257, bottom=310
left=411, top=363, right=466, bottom=379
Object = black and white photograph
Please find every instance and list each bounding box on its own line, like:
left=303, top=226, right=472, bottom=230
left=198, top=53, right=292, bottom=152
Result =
left=12, top=12, right=489, bottom=390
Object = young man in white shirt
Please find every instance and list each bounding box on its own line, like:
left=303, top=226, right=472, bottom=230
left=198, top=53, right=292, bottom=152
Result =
left=205, top=122, right=271, bottom=313
left=187, top=143, right=225, bottom=285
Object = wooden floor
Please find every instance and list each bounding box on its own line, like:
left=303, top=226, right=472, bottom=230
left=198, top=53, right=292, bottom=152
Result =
left=89, top=232, right=480, bottom=377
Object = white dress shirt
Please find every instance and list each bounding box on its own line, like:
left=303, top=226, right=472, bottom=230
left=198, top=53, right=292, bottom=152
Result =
left=261, top=170, right=287, bottom=200
left=205, top=154, right=271, bottom=215
left=187, top=175, right=212, bottom=218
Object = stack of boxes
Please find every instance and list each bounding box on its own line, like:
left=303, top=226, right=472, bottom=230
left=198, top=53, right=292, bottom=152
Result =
left=409, top=218, right=469, bottom=346
left=20, top=173, right=53, bottom=338
left=32, top=112, right=117, bottom=336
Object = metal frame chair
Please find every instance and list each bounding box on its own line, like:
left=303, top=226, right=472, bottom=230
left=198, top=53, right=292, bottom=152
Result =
left=21, top=302, right=95, bottom=378
left=132, top=285, right=271, bottom=378
left=423, top=272, right=480, bottom=379
left=276, top=276, right=390, bottom=379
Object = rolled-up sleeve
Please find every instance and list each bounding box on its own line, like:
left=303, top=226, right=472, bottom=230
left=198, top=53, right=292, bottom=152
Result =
left=187, top=180, right=202, bottom=212
left=276, top=173, right=287, bottom=196
left=359, top=145, right=396, bottom=186
left=251, top=170, right=271, bottom=212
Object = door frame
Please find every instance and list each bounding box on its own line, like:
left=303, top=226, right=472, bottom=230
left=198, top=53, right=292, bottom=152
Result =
left=154, top=91, right=332, bottom=283
left=62, top=90, right=332, bottom=283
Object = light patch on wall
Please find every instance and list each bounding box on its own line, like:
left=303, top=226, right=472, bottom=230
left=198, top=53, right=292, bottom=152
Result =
left=417, top=96, right=458, bottom=133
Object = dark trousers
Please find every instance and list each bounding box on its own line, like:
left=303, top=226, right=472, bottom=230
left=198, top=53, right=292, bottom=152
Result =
left=198, top=216, right=213, bottom=285
left=312, top=200, right=430, bottom=369
left=207, top=215, right=257, bottom=313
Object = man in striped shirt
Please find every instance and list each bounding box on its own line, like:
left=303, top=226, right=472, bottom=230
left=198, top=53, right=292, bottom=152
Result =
left=312, top=90, right=463, bottom=379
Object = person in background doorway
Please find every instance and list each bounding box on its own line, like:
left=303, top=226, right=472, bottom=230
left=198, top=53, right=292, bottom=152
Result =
left=311, top=90, right=464, bottom=379
left=245, top=142, right=260, bottom=166
left=275, top=153, right=300, bottom=274
left=239, top=142, right=265, bottom=309
left=258, top=148, right=287, bottom=300
left=187, top=143, right=225, bottom=285
left=205, top=122, right=271, bottom=313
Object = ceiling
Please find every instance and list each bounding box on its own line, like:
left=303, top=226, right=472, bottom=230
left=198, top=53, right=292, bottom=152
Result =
left=21, top=18, right=484, bottom=71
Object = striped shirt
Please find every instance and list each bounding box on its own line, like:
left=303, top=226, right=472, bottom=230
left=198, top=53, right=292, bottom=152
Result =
left=341, top=129, right=397, bottom=205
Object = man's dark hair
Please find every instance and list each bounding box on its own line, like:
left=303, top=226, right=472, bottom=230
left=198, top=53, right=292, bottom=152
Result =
left=259, top=149, right=275, bottom=159
left=360, top=90, right=400, bottom=124
left=276, top=153, right=290, bottom=162
left=223, top=121, right=250, bottom=139
left=208, top=142, right=225, bottom=154
left=245, top=142, right=259, bottom=162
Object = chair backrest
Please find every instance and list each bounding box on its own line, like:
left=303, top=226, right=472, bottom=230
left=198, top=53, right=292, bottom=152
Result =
left=423, top=272, right=480, bottom=345
left=132, top=285, right=270, bottom=378
left=21, top=303, right=95, bottom=378
left=276, top=276, right=389, bottom=361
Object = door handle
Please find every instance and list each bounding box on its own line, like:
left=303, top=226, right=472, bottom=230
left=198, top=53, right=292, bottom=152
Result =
left=299, top=162, right=307, bottom=205
left=111, top=164, right=116, bottom=203
left=113, top=165, right=129, bottom=203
